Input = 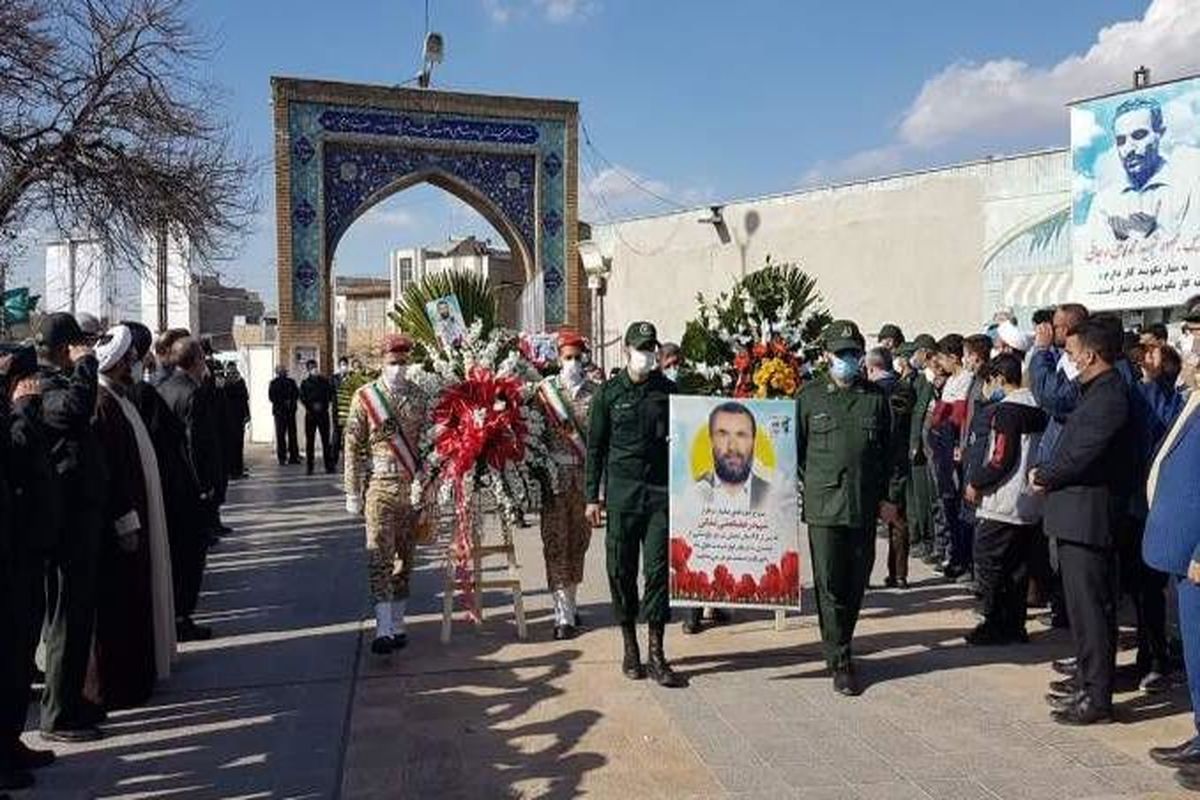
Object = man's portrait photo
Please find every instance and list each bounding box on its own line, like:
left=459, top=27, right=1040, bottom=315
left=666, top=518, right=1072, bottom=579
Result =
left=691, top=401, right=773, bottom=512
left=425, top=294, right=467, bottom=350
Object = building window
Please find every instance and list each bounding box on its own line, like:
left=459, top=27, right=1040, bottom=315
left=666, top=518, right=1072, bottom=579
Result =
left=398, top=257, right=413, bottom=287
left=356, top=303, right=368, bottom=328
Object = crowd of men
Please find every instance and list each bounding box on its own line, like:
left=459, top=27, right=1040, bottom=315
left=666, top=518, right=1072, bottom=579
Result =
left=0, top=312, right=250, bottom=793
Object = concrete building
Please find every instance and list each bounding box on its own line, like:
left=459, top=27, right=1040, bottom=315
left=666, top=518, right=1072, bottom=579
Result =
left=389, top=236, right=525, bottom=328
left=588, top=149, right=1087, bottom=368
left=196, top=275, right=264, bottom=350
left=334, top=276, right=392, bottom=365
left=139, top=234, right=199, bottom=333
left=44, top=238, right=140, bottom=323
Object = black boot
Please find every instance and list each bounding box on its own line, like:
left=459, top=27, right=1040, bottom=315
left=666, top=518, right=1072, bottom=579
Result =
left=646, top=623, right=686, bottom=688
left=621, top=623, right=645, bottom=680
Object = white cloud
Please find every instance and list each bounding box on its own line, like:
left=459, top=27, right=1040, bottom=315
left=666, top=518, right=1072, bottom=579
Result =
left=580, top=165, right=706, bottom=220
left=809, top=0, right=1200, bottom=182
left=483, top=0, right=597, bottom=25
left=361, top=207, right=419, bottom=229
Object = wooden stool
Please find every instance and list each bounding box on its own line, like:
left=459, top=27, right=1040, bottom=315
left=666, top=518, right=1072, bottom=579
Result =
left=440, top=498, right=527, bottom=643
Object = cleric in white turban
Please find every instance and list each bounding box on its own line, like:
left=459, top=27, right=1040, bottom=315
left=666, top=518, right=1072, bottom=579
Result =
left=995, top=320, right=1032, bottom=358
left=85, top=325, right=176, bottom=711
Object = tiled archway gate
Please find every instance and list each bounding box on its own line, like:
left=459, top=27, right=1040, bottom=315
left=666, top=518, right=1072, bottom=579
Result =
left=272, top=77, right=580, bottom=370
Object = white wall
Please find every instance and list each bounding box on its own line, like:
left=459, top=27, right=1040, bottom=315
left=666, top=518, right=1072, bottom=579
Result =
left=43, top=239, right=139, bottom=323
left=590, top=149, right=1071, bottom=367
left=139, top=235, right=198, bottom=332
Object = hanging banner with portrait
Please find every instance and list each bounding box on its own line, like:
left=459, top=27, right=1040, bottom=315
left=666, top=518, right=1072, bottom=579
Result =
left=669, top=396, right=801, bottom=611
left=1071, top=74, right=1200, bottom=310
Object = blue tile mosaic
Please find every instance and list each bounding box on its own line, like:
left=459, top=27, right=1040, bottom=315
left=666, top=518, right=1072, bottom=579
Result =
left=286, top=101, right=569, bottom=326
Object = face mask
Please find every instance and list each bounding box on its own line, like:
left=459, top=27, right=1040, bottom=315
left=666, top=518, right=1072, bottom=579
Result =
left=628, top=349, right=656, bottom=377
left=383, top=363, right=405, bottom=388
left=307, top=367, right=316, bottom=377
left=560, top=358, right=584, bottom=386
left=923, top=366, right=936, bottom=382
left=130, top=358, right=144, bottom=384
left=663, top=366, right=679, bottom=382
left=829, top=354, right=862, bottom=382
left=989, top=386, right=1005, bottom=402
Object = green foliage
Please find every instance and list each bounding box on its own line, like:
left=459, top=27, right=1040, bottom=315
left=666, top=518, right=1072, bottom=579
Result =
left=680, top=257, right=833, bottom=395
left=388, top=269, right=499, bottom=353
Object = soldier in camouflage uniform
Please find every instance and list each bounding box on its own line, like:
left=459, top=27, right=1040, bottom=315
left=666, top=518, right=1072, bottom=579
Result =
left=343, top=334, right=428, bottom=656
left=537, top=331, right=598, bottom=641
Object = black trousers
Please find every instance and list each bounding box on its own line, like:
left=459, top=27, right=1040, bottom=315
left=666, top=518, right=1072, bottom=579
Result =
left=1118, top=518, right=1170, bottom=674
left=1058, top=538, right=1118, bottom=711
left=305, top=410, right=334, bottom=472
left=169, top=512, right=208, bottom=621
left=974, top=520, right=1032, bottom=635
left=274, top=412, right=299, bottom=464
left=0, top=554, right=44, bottom=752
left=41, top=512, right=101, bottom=731
left=228, top=421, right=246, bottom=477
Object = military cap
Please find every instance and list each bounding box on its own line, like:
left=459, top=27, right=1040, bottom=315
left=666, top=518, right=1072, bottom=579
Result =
left=911, top=333, right=938, bottom=352
left=1180, top=295, right=1200, bottom=324
left=0, top=342, right=38, bottom=381
left=624, top=321, right=659, bottom=350
left=35, top=312, right=86, bottom=350
left=557, top=330, right=587, bottom=351
left=877, top=323, right=905, bottom=344
left=936, top=333, right=965, bottom=356
left=823, top=320, right=866, bottom=353
left=896, top=342, right=918, bottom=358
left=381, top=333, right=415, bottom=355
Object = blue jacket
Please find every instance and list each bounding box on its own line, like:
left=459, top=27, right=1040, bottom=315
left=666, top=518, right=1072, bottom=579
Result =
left=1029, top=347, right=1079, bottom=467
left=1144, top=401, right=1200, bottom=576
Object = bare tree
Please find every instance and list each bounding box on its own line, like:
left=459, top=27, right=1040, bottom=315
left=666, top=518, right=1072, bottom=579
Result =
left=0, top=0, right=257, bottom=273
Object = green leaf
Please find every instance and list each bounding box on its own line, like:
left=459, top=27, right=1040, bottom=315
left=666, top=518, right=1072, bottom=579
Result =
left=388, top=270, right=499, bottom=351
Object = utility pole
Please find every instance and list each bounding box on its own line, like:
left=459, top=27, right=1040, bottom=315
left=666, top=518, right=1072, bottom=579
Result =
left=67, top=238, right=78, bottom=314
left=0, top=256, right=8, bottom=340
left=156, top=219, right=168, bottom=332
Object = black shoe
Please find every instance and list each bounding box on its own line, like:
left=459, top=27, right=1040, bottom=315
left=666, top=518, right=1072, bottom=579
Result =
left=832, top=667, right=861, bottom=697
left=1037, top=612, right=1069, bottom=630
left=553, top=624, right=577, bottom=641
left=574, top=612, right=585, bottom=628
left=646, top=624, right=685, bottom=688
left=1052, top=657, right=1078, bottom=676
left=390, top=633, right=408, bottom=651
left=1151, top=738, right=1200, bottom=768
left=0, top=767, right=33, bottom=791
left=306, top=466, right=314, bottom=475
left=709, top=608, right=731, bottom=625
left=1177, top=767, right=1200, bottom=792
left=177, top=619, right=213, bottom=642
left=1045, top=690, right=1084, bottom=711
left=1050, top=695, right=1113, bottom=726
left=681, top=609, right=703, bottom=635
left=278, top=460, right=287, bottom=466
left=964, top=623, right=1007, bottom=646
left=5, top=741, right=55, bottom=770
left=1140, top=670, right=1171, bottom=694
left=79, top=700, right=107, bottom=727
left=883, top=576, right=897, bottom=588
left=288, top=458, right=302, bottom=465
left=1007, top=628, right=1029, bottom=644
left=370, top=636, right=393, bottom=655
left=620, top=624, right=645, bottom=680
left=40, top=726, right=102, bottom=743
left=1048, top=677, right=1078, bottom=697
left=325, top=466, right=336, bottom=474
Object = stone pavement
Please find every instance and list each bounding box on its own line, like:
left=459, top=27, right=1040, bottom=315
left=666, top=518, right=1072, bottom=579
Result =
left=12, top=447, right=1198, bottom=799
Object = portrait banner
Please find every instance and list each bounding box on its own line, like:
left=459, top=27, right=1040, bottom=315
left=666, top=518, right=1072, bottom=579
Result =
left=669, top=396, right=801, bottom=611
left=425, top=293, right=468, bottom=350
left=1071, top=74, right=1200, bottom=310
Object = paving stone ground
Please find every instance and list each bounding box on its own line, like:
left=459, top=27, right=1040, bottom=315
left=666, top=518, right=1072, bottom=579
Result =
left=12, top=447, right=1198, bottom=799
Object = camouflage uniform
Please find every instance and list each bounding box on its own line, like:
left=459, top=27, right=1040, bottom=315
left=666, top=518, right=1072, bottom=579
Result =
left=540, top=376, right=597, bottom=592
left=343, top=377, right=428, bottom=609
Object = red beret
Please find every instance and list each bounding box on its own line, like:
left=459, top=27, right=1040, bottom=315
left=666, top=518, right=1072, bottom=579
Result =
left=557, top=330, right=586, bottom=351
left=380, top=333, right=414, bottom=355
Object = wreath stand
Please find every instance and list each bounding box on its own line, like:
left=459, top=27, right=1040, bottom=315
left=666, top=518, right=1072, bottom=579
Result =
left=440, top=495, right=528, bottom=643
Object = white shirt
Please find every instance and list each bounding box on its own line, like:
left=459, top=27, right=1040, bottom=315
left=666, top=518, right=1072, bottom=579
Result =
left=706, top=476, right=753, bottom=512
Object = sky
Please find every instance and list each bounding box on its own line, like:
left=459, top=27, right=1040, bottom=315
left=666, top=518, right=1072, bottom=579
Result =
left=13, top=0, right=1200, bottom=310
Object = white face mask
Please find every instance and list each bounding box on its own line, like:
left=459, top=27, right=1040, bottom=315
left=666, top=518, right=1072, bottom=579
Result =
left=560, top=358, right=584, bottom=386
left=628, top=349, right=656, bottom=378
left=130, top=358, right=144, bottom=384
left=923, top=366, right=936, bottom=382
left=383, top=363, right=405, bottom=388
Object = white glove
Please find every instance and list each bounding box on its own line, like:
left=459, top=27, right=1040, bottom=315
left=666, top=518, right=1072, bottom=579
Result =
left=346, top=495, right=363, bottom=515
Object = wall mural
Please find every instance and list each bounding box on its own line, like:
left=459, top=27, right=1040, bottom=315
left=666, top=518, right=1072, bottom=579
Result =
left=287, top=103, right=568, bottom=325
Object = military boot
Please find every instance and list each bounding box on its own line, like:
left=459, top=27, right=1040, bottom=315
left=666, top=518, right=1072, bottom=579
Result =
left=621, top=623, right=645, bottom=680
left=646, top=623, right=686, bottom=688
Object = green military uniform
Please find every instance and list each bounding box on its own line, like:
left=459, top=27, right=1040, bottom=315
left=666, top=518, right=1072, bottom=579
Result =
left=905, top=334, right=939, bottom=554
left=585, top=353, right=674, bottom=627
left=798, top=321, right=902, bottom=675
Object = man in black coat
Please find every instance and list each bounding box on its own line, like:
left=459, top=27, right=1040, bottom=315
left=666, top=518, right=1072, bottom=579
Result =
left=35, top=314, right=109, bottom=742
left=223, top=363, right=250, bottom=479
left=299, top=359, right=336, bottom=475
left=122, top=323, right=210, bottom=642
left=269, top=365, right=300, bottom=466
left=1032, top=317, right=1135, bottom=726
left=157, top=337, right=222, bottom=642
left=0, top=346, right=59, bottom=788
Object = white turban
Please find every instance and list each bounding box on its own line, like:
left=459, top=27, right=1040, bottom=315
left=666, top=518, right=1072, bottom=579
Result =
left=95, top=324, right=133, bottom=372
left=997, top=321, right=1031, bottom=353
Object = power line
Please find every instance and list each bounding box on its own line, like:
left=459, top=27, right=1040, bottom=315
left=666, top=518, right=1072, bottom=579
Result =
left=578, top=151, right=684, bottom=258
left=580, top=116, right=690, bottom=212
